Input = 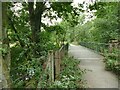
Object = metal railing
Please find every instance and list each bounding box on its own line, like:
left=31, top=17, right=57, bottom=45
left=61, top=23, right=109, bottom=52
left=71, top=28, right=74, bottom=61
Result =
left=80, top=42, right=109, bottom=54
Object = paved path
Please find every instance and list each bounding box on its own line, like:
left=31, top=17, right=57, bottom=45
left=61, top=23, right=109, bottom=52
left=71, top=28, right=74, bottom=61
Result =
left=69, top=44, right=119, bottom=88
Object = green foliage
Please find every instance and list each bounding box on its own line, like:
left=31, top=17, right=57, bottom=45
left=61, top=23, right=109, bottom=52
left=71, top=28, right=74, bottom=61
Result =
left=76, top=21, right=93, bottom=43
left=0, top=46, right=8, bottom=58
left=2, top=1, right=85, bottom=88
left=74, top=2, right=119, bottom=44
left=10, top=46, right=46, bottom=88
left=5, top=0, right=120, bottom=88
left=104, top=49, right=120, bottom=74
left=87, top=2, right=120, bottom=75
left=74, top=1, right=120, bottom=76
left=51, top=56, right=85, bottom=88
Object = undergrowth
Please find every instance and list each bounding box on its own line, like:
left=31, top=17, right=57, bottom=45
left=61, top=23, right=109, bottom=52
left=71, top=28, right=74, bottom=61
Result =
left=104, top=48, right=120, bottom=75
left=51, top=56, right=86, bottom=88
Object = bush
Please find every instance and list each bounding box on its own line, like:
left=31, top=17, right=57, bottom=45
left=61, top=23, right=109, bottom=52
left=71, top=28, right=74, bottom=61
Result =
left=104, top=49, right=120, bottom=75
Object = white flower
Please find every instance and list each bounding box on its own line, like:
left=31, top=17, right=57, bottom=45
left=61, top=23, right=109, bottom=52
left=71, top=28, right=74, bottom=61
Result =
left=54, top=81, right=62, bottom=86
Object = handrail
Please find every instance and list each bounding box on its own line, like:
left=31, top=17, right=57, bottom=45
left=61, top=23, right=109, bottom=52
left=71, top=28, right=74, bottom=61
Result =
left=80, top=42, right=109, bottom=53
left=80, top=42, right=109, bottom=45
left=59, top=43, right=69, bottom=52
left=59, top=45, right=64, bottom=52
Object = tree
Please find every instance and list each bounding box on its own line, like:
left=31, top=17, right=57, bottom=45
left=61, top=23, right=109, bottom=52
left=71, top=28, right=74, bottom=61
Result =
left=5, top=1, right=83, bottom=87
left=7, top=1, right=81, bottom=57
left=88, top=1, right=119, bottom=43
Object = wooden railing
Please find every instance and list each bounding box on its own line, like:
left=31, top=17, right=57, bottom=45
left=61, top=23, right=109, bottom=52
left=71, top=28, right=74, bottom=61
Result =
left=1, top=43, right=69, bottom=88
left=38, top=43, right=69, bottom=87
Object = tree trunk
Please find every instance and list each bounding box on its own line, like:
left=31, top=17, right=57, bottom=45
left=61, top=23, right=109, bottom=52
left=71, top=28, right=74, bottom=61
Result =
left=28, top=2, right=44, bottom=56
left=28, top=2, right=44, bottom=43
left=1, top=2, right=11, bottom=88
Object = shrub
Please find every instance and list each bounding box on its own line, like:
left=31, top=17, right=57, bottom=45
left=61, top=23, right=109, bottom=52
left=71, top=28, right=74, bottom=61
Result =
left=104, top=49, right=120, bottom=75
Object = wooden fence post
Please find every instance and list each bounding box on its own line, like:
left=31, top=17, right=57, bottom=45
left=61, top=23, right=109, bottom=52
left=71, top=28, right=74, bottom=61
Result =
left=60, top=50, right=64, bottom=59
left=51, top=50, right=54, bottom=82
left=48, top=51, right=51, bottom=85
left=109, top=42, right=113, bottom=53
left=54, top=51, right=60, bottom=80
left=48, top=50, right=54, bottom=84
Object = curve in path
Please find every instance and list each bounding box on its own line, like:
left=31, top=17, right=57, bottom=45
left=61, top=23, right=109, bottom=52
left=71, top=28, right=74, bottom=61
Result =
left=69, top=44, right=118, bottom=88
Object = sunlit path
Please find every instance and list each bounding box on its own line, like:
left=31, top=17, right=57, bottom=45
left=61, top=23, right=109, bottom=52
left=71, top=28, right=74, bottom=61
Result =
left=69, top=44, right=118, bottom=88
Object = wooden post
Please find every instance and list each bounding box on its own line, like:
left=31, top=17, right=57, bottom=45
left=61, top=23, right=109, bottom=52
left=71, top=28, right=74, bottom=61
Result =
left=60, top=50, right=62, bottom=59
left=109, top=43, right=113, bottom=53
left=51, top=50, right=54, bottom=82
left=63, top=46, right=65, bottom=57
left=48, top=50, right=54, bottom=84
left=59, top=50, right=62, bottom=64
left=54, top=51, right=60, bottom=80
left=109, top=39, right=118, bottom=53
left=48, top=51, right=51, bottom=85
left=65, top=43, right=69, bottom=55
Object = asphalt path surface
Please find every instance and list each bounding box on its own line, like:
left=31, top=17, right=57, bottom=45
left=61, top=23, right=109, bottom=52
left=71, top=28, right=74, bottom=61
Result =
left=69, top=44, right=119, bottom=88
